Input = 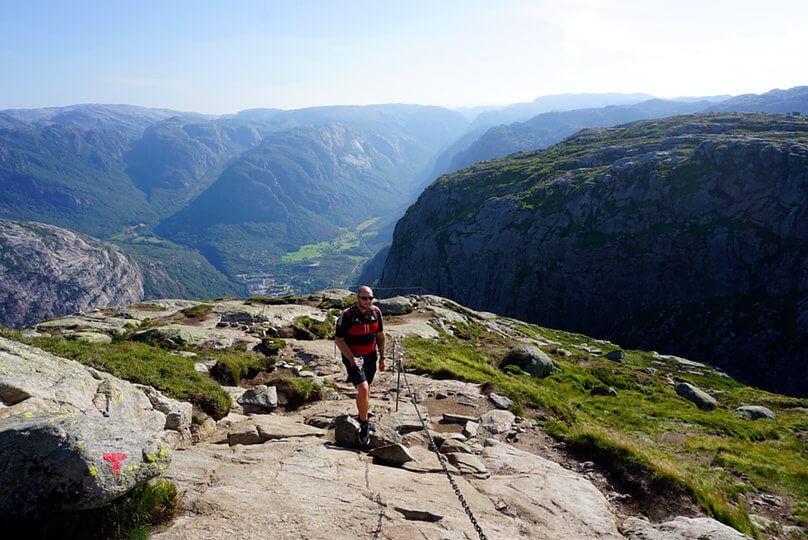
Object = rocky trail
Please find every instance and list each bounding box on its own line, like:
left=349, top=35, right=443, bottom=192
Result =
left=150, top=312, right=746, bottom=539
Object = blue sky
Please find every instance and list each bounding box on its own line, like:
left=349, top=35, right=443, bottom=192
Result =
left=2, top=0, right=807, bottom=113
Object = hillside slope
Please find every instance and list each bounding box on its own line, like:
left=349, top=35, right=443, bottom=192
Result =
left=379, top=113, right=808, bottom=396
left=0, top=219, right=145, bottom=328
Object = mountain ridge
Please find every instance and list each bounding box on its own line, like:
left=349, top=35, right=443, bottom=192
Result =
left=378, top=113, right=808, bottom=397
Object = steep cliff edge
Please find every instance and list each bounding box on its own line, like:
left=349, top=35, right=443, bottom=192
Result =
left=0, top=220, right=145, bottom=328
left=379, top=113, right=808, bottom=396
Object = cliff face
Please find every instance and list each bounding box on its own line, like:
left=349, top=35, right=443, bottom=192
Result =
left=0, top=220, right=144, bottom=328
left=379, top=113, right=808, bottom=396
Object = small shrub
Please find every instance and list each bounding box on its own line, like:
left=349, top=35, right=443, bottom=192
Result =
left=267, top=375, right=322, bottom=408
left=293, top=315, right=335, bottom=340
left=503, top=364, right=526, bottom=376
left=208, top=352, right=275, bottom=386
left=257, top=336, right=286, bottom=356
left=0, top=479, right=177, bottom=539
left=180, top=304, right=213, bottom=318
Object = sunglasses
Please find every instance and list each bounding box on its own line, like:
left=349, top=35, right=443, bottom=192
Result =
left=358, top=295, right=374, bottom=300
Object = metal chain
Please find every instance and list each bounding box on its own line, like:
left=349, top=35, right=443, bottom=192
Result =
left=392, top=337, right=489, bottom=540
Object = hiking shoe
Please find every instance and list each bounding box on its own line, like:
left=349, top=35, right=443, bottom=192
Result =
left=358, top=421, right=370, bottom=446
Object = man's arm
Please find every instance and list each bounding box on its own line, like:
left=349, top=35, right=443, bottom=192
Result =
left=335, top=337, right=358, bottom=366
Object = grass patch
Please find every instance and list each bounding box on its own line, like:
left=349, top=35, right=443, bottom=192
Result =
left=207, top=350, right=276, bottom=386
left=281, top=240, right=329, bottom=262
left=293, top=315, right=335, bottom=340
left=400, top=317, right=808, bottom=536
left=180, top=304, right=213, bottom=318
left=25, top=336, right=231, bottom=420
left=265, top=375, right=322, bottom=408
left=257, top=336, right=286, bottom=356
left=1, top=479, right=177, bottom=539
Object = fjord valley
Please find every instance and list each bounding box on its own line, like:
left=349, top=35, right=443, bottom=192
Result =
left=0, top=103, right=467, bottom=311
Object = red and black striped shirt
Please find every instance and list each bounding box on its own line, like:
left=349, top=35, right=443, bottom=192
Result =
left=335, top=304, right=384, bottom=356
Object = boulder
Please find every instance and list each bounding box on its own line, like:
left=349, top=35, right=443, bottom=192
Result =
left=733, top=405, right=776, bottom=420
left=463, top=420, right=479, bottom=438
left=441, top=413, right=477, bottom=424
left=433, top=432, right=467, bottom=446
left=309, top=288, right=354, bottom=307
left=237, top=385, right=278, bottom=413
left=478, top=440, right=625, bottom=538
left=137, top=385, right=193, bottom=431
left=440, top=438, right=473, bottom=454
left=227, top=423, right=263, bottom=446
left=368, top=443, right=416, bottom=466
left=0, top=338, right=169, bottom=518
left=0, top=413, right=172, bottom=519
left=67, top=331, right=114, bottom=344
left=604, top=350, right=625, bottom=362
left=131, top=324, right=236, bottom=349
left=500, top=345, right=555, bottom=378
left=622, top=516, right=749, bottom=539
left=36, top=316, right=132, bottom=336
left=489, top=392, right=514, bottom=409
left=228, top=415, right=325, bottom=445
left=333, top=415, right=401, bottom=449
left=675, top=382, right=718, bottom=411
left=480, top=409, right=516, bottom=435
left=446, top=452, right=488, bottom=476
left=375, top=296, right=414, bottom=316
left=253, top=415, right=325, bottom=441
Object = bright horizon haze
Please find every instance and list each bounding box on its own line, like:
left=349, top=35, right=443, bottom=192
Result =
left=2, top=0, right=807, bottom=114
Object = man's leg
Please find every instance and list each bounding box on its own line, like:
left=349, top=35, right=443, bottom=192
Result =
left=356, top=381, right=370, bottom=422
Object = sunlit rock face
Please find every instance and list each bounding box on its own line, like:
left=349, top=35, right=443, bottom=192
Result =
left=0, top=219, right=145, bottom=328
left=380, top=114, right=808, bottom=396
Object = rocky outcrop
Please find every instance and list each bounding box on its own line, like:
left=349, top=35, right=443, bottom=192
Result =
left=0, top=220, right=144, bottom=329
left=0, top=338, right=172, bottom=518
left=379, top=114, right=808, bottom=396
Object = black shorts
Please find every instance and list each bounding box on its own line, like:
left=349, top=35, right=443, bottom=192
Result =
left=342, top=351, right=378, bottom=386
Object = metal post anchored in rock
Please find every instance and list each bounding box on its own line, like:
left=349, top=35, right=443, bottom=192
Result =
left=394, top=337, right=403, bottom=412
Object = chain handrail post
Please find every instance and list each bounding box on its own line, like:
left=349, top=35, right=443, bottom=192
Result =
left=394, top=337, right=402, bottom=412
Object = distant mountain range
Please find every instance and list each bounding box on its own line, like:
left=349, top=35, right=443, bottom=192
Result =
left=446, top=99, right=716, bottom=173
left=435, top=86, right=808, bottom=177
left=1, top=86, right=806, bottom=312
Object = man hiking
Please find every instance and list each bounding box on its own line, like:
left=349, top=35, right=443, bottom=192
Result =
left=335, top=285, right=386, bottom=446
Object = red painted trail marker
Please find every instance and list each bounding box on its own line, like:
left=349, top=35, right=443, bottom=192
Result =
left=102, top=453, right=128, bottom=478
